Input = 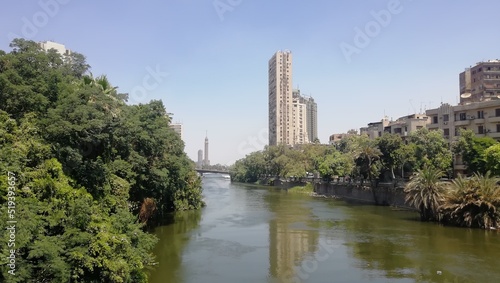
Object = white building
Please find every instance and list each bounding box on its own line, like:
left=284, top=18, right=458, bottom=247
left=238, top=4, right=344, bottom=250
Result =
left=39, top=41, right=71, bottom=56
left=169, top=123, right=183, bottom=140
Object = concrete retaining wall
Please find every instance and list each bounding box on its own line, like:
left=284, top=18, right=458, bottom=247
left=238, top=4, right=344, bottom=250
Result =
left=314, top=182, right=413, bottom=209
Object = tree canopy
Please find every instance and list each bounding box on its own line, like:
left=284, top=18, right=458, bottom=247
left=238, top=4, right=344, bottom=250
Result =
left=0, top=39, right=204, bottom=282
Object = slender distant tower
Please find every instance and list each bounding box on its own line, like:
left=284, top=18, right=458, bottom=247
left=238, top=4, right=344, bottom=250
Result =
left=204, top=133, right=210, bottom=166
left=197, top=149, right=203, bottom=168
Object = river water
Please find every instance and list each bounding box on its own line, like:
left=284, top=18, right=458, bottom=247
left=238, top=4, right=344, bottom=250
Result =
left=148, top=175, right=500, bottom=283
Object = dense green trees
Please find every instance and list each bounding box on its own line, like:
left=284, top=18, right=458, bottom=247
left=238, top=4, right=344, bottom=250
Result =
left=0, top=39, right=203, bottom=282
left=453, top=129, right=499, bottom=174
left=231, top=128, right=455, bottom=184
left=231, top=128, right=499, bottom=229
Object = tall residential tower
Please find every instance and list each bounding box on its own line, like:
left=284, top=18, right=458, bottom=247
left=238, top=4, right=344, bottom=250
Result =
left=269, top=51, right=318, bottom=146
left=269, top=50, right=294, bottom=146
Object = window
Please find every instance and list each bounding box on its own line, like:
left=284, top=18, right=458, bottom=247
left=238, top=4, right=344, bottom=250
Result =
left=459, top=113, right=467, bottom=120
left=433, top=116, right=438, bottom=124
left=443, top=128, right=450, bottom=136
left=497, top=124, right=500, bottom=133
left=478, top=125, right=484, bottom=134
left=477, top=110, right=484, bottom=119
left=443, top=114, right=449, bottom=122
left=496, top=108, right=500, bottom=117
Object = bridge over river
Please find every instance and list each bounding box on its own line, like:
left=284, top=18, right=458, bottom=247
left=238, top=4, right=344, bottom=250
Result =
left=195, top=169, right=230, bottom=176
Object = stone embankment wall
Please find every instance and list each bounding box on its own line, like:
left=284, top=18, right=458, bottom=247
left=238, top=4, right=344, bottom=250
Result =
left=314, top=182, right=414, bottom=210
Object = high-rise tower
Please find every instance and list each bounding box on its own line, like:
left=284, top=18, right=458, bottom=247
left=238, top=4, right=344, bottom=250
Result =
left=204, top=133, right=210, bottom=166
left=197, top=149, right=203, bottom=168
left=269, top=50, right=293, bottom=146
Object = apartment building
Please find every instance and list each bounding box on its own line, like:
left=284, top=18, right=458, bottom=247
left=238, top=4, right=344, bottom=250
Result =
left=169, top=123, right=183, bottom=140
left=292, top=94, right=308, bottom=144
left=293, top=89, right=318, bottom=143
left=39, top=41, right=71, bottom=56
left=269, top=50, right=294, bottom=146
left=360, top=117, right=390, bottom=139
left=269, top=51, right=317, bottom=146
left=329, top=133, right=353, bottom=145
left=383, top=114, right=430, bottom=138
left=459, top=60, right=500, bottom=104
left=426, top=100, right=500, bottom=141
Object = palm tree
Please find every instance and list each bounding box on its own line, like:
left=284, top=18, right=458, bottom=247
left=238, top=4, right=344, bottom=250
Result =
left=440, top=173, right=500, bottom=228
left=94, top=74, right=118, bottom=95
left=354, top=137, right=382, bottom=183
left=404, top=166, right=447, bottom=221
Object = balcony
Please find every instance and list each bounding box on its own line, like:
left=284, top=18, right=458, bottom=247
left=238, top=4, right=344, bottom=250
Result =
left=488, top=116, right=500, bottom=123
left=427, top=123, right=439, bottom=129
left=454, top=119, right=470, bottom=126
left=474, top=118, right=485, bottom=124
left=487, top=132, right=500, bottom=139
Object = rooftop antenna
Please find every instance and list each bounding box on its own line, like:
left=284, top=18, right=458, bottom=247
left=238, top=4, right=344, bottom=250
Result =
left=409, top=99, right=416, bottom=114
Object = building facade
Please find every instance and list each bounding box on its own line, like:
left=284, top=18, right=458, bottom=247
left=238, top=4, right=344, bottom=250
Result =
left=360, top=118, right=390, bottom=139
left=39, top=41, right=71, bottom=56
left=269, top=50, right=294, bottom=146
left=293, top=89, right=318, bottom=143
left=197, top=149, right=203, bottom=169
left=427, top=100, right=500, bottom=141
left=426, top=100, right=500, bottom=175
left=268, top=51, right=317, bottom=146
left=169, top=123, right=183, bottom=140
left=383, top=114, right=430, bottom=138
left=459, top=60, right=500, bottom=104
left=329, top=133, right=353, bottom=145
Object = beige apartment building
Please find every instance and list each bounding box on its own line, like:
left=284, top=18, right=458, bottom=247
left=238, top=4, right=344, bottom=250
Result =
left=359, top=114, right=429, bottom=140
left=269, top=50, right=294, bottom=146
left=292, top=95, right=308, bottom=144
left=383, top=114, right=429, bottom=138
left=427, top=100, right=500, bottom=141
left=427, top=60, right=500, bottom=175
left=360, top=117, right=390, bottom=139
left=293, top=89, right=318, bottom=143
left=459, top=60, right=500, bottom=104
left=329, top=133, right=353, bottom=145
left=269, top=51, right=316, bottom=146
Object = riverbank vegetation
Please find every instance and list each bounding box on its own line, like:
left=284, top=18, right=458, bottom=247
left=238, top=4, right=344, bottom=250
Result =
left=0, top=39, right=204, bottom=282
left=230, top=128, right=500, bottom=228
left=288, top=183, right=314, bottom=194
left=231, top=129, right=459, bottom=184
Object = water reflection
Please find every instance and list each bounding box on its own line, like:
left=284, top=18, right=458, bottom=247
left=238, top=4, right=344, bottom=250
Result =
left=148, top=210, right=201, bottom=283
left=266, top=191, right=320, bottom=282
left=148, top=180, right=500, bottom=283
left=339, top=203, right=500, bottom=282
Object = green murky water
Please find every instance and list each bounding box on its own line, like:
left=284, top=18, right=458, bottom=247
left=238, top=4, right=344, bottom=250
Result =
left=148, top=175, right=500, bottom=283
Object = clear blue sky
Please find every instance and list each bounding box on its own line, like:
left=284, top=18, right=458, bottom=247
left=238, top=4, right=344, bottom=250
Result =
left=2, top=0, right=500, bottom=165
